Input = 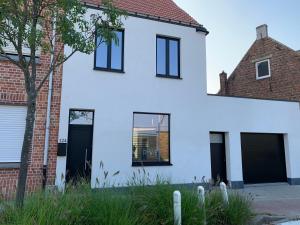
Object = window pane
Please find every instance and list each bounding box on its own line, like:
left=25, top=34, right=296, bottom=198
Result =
left=69, top=110, right=93, bottom=125
left=111, top=31, right=123, bottom=70
left=169, top=40, right=179, bottom=76
left=157, top=38, right=166, bottom=75
left=132, top=113, right=170, bottom=164
left=257, top=61, right=270, bottom=77
left=95, top=36, right=108, bottom=68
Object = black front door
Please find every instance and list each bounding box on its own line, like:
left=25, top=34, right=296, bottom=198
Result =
left=241, top=133, right=287, bottom=184
left=66, top=125, right=93, bottom=182
left=210, top=133, right=227, bottom=184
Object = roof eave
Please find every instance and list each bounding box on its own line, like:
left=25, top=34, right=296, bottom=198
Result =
left=83, top=2, right=209, bottom=34
left=196, top=26, right=209, bottom=35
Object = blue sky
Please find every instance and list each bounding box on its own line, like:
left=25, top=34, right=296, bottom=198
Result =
left=174, top=0, right=300, bottom=93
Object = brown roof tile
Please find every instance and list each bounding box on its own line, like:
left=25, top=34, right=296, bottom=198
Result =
left=83, top=0, right=202, bottom=28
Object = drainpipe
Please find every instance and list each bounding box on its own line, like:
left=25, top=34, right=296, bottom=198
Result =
left=43, top=15, right=56, bottom=188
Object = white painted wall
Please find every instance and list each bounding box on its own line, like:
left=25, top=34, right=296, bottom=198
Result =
left=56, top=8, right=300, bottom=188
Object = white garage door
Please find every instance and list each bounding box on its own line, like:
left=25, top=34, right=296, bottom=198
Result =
left=0, top=105, right=27, bottom=162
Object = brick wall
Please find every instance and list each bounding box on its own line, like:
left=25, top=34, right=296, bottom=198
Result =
left=219, top=37, right=300, bottom=102
left=0, top=52, right=62, bottom=198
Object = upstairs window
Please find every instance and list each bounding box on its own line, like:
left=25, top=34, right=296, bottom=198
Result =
left=156, top=36, right=180, bottom=78
left=95, top=30, right=124, bottom=72
left=256, top=59, right=271, bottom=79
left=132, top=113, right=171, bottom=166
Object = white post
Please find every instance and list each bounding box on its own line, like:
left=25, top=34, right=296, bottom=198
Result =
left=197, top=186, right=207, bottom=224
left=197, top=186, right=205, bottom=206
left=220, top=182, right=229, bottom=204
left=173, top=190, right=182, bottom=225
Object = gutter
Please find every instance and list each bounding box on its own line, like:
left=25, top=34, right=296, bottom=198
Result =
left=43, top=16, right=56, bottom=188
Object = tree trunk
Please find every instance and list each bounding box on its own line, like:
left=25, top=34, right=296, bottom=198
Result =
left=15, top=93, right=37, bottom=208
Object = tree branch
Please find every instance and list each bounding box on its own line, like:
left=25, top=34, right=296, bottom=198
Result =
left=36, top=48, right=78, bottom=93
left=0, top=47, right=23, bottom=68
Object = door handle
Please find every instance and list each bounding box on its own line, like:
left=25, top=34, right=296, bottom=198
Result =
left=85, top=148, right=88, bottom=170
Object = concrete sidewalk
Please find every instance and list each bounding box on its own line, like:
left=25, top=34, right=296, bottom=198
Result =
left=238, top=183, right=300, bottom=224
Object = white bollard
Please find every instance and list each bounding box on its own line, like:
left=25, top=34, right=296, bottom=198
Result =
left=173, top=190, right=182, bottom=225
left=197, top=186, right=207, bottom=225
left=197, top=186, right=205, bottom=207
left=220, top=182, right=229, bottom=204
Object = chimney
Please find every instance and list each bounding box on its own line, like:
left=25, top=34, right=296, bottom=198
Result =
left=219, top=71, right=228, bottom=95
left=256, top=24, right=268, bottom=40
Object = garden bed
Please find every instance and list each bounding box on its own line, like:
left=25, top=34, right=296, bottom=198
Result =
left=0, top=180, right=253, bottom=225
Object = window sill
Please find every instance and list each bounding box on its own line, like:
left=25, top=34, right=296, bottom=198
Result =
left=156, top=74, right=182, bottom=80
left=132, top=162, right=173, bottom=167
left=93, top=67, right=125, bottom=74
left=0, top=54, right=40, bottom=64
left=0, top=162, right=20, bottom=169
left=256, top=75, right=271, bottom=80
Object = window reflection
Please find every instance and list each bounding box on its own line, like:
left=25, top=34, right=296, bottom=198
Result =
left=156, top=36, right=180, bottom=77
left=132, top=113, right=170, bottom=165
left=69, top=110, right=93, bottom=125
left=95, top=30, right=124, bottom=71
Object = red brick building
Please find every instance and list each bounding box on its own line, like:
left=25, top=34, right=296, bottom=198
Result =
left=0, top=50, right=62, bottom=198
left=219, top=24, right=300, bottom=102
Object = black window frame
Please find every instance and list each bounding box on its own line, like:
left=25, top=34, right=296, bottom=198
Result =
left=94, top=29, right=125, bottom=73
left=156, top=35, right=181, bottom=79
left=132, top=112, right=172, bottom=167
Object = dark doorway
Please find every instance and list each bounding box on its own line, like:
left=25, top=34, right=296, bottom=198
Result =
left=66, top=110, right=94, bottom=182
left=241, top=133, right=287, bottom=184
left=210, top=132, right=227, bottom=184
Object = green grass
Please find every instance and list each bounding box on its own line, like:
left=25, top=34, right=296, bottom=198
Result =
left=0, top=180, right=253, bottom=225
left=205, top=190, right=254, bottom=225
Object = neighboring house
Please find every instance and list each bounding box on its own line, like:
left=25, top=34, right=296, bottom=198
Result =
left=55, top=0, right=300, bottom=191
left=219, top=24, right=300, bottom=101
left=0, top=43, right=62, bottom=197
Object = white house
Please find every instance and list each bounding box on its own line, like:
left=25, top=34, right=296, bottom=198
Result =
left=55, top=0, right=300, bottom=190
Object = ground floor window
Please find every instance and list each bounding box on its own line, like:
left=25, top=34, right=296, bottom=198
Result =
left=132, top=112, right=170, bottom=166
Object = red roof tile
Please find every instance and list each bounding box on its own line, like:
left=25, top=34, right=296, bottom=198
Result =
left=83, top=0, right=201, bottom=27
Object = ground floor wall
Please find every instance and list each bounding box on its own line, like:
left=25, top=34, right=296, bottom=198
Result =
left=0, top=60, right=62, bottom=199
left=55, top=93, right=300, bottom=190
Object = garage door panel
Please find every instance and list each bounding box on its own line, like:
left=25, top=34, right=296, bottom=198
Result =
left=0, top=105, right=27, bottom=162
left=241, top=133, right=287, bottom=184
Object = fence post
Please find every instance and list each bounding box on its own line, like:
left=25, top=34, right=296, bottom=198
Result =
left=220, top=182, right=229, bottom=204
left=173, top=190, right=182, bottom=225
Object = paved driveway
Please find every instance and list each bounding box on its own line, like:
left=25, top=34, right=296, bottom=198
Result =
left=239, top=183, right=300, bottom=218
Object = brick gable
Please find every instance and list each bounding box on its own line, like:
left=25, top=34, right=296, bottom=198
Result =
left=219, top=36, right=300, bottom=102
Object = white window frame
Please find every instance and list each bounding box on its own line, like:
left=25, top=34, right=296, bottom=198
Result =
left=256, top=59, right=271, bottom=80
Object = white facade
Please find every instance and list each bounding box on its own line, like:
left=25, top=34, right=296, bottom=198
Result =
left=55, top=8, right=300, bottom=189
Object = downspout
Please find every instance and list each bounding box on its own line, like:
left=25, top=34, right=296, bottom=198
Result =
left=43, top=16, right=56, bottom=188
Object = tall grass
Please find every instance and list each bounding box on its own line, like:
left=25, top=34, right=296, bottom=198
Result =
left=0, top=182, right=139, bottom=225
left=0, top=175, right=253, bottom=225
left=205, top=190, right=253, bottom=225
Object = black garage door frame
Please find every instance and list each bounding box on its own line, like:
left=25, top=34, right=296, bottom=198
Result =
left=241, top=133, right=287, bottom=184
